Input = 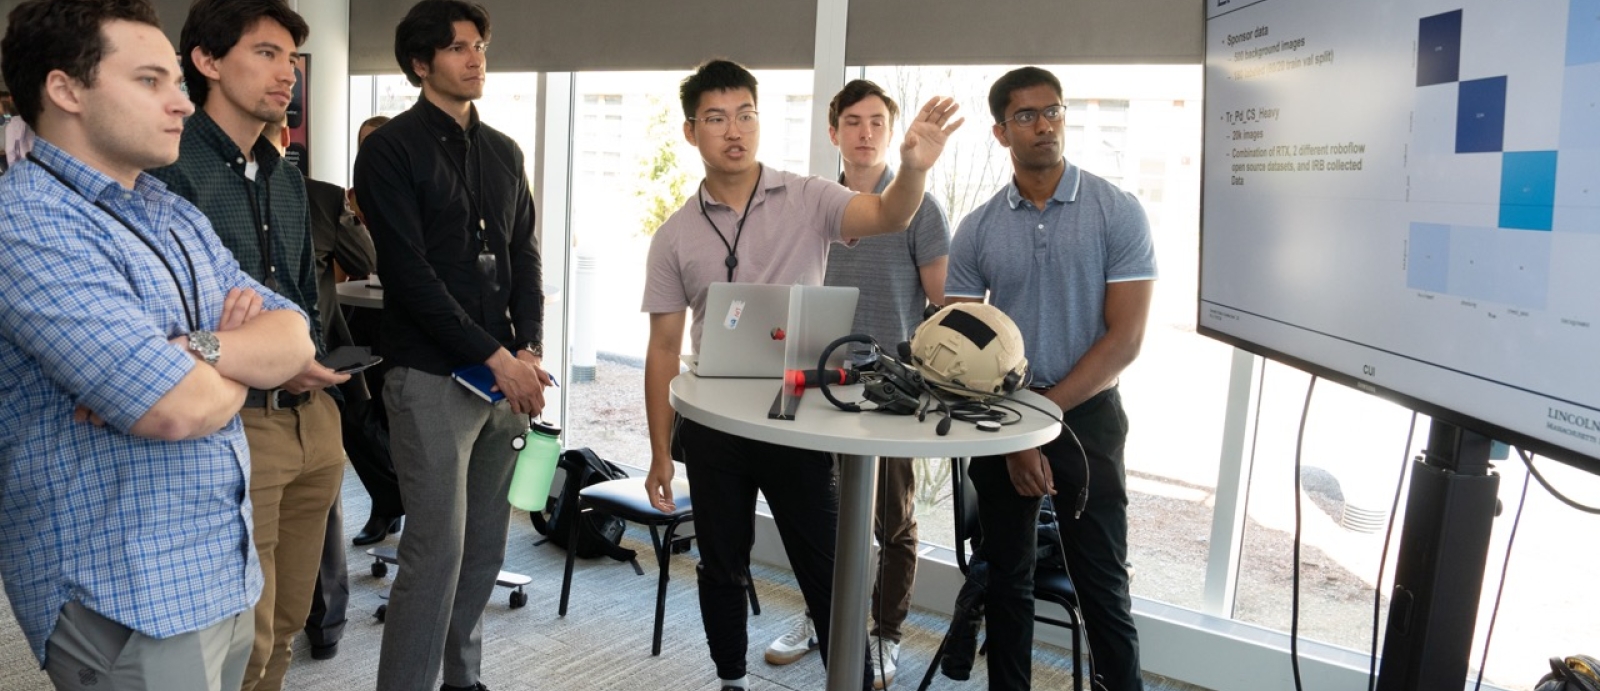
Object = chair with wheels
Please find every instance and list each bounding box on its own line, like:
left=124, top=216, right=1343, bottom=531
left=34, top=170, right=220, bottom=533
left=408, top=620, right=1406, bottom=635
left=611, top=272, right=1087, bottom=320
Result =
left=917, top=457, right=1086, bottom=691
left=557, top=476, right=761, bottom=655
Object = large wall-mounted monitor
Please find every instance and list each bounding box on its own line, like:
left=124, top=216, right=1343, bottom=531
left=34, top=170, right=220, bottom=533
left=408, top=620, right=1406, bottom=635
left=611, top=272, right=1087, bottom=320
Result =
left=1200, top=0, right=1600, bottom=473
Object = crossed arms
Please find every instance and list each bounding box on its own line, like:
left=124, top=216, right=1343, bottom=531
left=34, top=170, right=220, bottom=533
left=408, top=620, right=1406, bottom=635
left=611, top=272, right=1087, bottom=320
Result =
left=131, top=287, right=313, bottom=440
left=0, top=206, right=314, bottom=442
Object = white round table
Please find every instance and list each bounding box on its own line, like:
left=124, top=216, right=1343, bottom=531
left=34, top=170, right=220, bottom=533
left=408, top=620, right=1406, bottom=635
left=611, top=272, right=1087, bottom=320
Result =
left=334, top=279, right=384, bottom=309
left=670, top=374, right=1060, bottom=691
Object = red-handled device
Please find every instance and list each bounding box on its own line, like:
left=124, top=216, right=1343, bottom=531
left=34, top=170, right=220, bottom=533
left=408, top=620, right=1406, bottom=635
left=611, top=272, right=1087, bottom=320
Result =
left=784, top=367, right=860, bottom=392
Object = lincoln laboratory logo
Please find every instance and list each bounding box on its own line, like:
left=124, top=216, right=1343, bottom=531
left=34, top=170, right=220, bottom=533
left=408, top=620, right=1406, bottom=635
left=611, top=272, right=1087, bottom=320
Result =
left=1547, top=407, right=1600, bottom=445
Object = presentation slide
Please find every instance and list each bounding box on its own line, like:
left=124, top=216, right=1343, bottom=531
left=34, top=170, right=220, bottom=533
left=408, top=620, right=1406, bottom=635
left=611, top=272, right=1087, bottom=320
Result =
left=1200, top=0, right=1600, bottom=469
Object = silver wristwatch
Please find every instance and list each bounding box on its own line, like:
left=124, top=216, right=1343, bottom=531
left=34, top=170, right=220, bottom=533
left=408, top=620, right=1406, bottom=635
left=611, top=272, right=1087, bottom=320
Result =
left=188, top=330, right=221, bottom=365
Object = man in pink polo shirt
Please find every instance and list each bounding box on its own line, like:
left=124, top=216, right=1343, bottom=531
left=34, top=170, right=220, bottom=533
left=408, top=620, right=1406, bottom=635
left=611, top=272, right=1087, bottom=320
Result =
left=639, top=59, right=962, bottom=691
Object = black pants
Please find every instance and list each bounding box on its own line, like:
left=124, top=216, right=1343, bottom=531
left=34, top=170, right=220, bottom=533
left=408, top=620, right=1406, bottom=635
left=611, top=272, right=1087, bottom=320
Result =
left=967, top=387, right=1141, bottom=691
left=304, top=498, right=348, bottom=648
left=345, top=306, right=404, bottom=519
left=343, top=388, right=405, bottom=519
left=674, top=418, right=871, bottom=688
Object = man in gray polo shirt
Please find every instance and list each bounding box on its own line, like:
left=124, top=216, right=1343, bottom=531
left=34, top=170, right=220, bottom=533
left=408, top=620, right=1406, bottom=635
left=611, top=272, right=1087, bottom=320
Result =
left=946, top=66, right=1157, bottom=691
left=640, top=59, right=961, bottom=691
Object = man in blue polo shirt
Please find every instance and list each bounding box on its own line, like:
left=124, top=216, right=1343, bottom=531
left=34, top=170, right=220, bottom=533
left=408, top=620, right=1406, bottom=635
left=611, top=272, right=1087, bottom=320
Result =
left=946, top=66, right=1157, bottom=691
left=0, top=1, right=315, bottom=688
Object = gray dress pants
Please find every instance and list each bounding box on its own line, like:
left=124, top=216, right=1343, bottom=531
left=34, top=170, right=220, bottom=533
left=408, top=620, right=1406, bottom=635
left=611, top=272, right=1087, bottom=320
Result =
left=374, top=367, right=525, bottom=691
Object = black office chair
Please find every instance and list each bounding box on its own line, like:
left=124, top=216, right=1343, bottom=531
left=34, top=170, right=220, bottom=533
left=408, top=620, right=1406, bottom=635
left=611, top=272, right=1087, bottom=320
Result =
left=557, top=476, right=761, bottom=655
left=917, top=457, right=1086, bottom=691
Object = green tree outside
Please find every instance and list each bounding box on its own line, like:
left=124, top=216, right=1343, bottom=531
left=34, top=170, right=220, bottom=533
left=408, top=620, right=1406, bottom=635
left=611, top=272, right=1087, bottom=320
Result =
left=635, top=98, right=693, bottom=237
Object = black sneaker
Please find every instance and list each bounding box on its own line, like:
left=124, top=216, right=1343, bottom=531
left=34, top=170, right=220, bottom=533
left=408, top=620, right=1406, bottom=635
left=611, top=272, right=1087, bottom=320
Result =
left=440, top=684, right=488, bottom=691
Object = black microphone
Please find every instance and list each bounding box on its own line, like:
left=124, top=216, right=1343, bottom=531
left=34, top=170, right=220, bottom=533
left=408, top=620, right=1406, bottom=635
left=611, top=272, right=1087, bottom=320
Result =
left=785, top=367, right=861, bottom=388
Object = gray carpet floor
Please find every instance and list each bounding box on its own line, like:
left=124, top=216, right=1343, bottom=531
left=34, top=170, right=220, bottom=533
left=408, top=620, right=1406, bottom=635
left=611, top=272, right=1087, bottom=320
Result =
left=0, top=469, right=1205, bottom=691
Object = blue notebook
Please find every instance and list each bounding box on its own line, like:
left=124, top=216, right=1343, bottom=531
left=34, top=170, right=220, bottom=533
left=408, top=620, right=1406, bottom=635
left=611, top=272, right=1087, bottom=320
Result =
left=451, top=364, right=505, bottom=403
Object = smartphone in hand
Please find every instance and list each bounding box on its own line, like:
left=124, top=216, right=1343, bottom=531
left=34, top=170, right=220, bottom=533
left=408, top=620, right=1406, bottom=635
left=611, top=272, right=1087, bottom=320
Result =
left=318, top=345, right=382, bottom=375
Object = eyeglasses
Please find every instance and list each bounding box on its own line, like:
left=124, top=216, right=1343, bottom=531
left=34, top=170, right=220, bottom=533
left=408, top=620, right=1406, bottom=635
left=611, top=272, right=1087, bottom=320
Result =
left=1000, top=104, right=1066, bottom=127
left=690, top=111, right=760, bottom=135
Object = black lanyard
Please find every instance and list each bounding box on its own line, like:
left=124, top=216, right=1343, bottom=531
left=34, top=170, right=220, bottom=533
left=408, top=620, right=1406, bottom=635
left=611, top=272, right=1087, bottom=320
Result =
left=422, top=114, right=488, bottom=252
left=26, top=153, right=201, bottom=332
left=696, top=167, right=762, bottom=282
left=240, top=167, right=277, bottom=291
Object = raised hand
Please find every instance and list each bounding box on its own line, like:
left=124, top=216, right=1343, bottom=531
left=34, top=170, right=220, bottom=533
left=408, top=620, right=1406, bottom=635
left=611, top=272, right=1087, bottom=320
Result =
left=899, top=96, right=965, bottom=173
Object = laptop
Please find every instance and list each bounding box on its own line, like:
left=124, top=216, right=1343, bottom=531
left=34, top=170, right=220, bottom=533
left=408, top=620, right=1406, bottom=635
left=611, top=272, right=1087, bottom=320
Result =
left=683, top=283, right=860, bottom=378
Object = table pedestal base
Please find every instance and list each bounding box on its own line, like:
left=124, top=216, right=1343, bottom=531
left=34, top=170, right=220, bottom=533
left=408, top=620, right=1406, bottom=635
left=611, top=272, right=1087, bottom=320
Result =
left=827, top=453, right=876, bottom=691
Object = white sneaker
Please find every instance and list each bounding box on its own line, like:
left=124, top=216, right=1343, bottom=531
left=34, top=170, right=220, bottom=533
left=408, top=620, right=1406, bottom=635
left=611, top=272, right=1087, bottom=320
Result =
left=764, top=616, right=817, bottom=665
left=869, top=635, right=900, bottom=689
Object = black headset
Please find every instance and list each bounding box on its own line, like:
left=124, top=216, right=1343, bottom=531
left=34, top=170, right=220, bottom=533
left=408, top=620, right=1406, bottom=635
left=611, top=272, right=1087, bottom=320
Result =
left=816, top=334, right=924, bottom=416
left=816, top=334, right=1017, bottom=436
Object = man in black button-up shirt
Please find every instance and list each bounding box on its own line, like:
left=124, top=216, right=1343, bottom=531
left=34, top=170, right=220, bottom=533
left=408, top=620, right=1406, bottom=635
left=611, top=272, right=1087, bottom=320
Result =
left=353, top=49, right=542, bottom=382
left=353, top=2, right=550, bottom=690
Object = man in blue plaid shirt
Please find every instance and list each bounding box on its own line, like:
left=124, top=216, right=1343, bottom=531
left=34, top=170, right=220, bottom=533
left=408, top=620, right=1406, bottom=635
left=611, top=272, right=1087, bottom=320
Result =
left=0, top=1, right=315, bottom=689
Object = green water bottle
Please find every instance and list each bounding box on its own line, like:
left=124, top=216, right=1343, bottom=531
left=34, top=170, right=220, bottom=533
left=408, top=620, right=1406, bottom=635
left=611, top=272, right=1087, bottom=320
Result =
left=508, top=418, right=562, bottom=511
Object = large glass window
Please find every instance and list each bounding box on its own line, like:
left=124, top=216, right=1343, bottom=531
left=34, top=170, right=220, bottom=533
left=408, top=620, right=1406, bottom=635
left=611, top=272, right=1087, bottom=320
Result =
left=853, top=65, right=1218, bottom=612
left=1233, top=366, right=1600, bottom=689
left=1466, top=458, right=1600, bottom=688
left=547, top=61, right=1597, bottom=691
left=1232, top=366, right=1419, bottom=649
left=343, top=58, right=1600, bottom=691
left=552, top=66, right=1212, bottom=581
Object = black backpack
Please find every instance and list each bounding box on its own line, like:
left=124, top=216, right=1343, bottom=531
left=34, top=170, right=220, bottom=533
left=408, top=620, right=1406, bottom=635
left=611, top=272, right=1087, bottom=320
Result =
left=529, top=447, right=636, bottom=562
left=1035, top=497, right=1067, bottom=573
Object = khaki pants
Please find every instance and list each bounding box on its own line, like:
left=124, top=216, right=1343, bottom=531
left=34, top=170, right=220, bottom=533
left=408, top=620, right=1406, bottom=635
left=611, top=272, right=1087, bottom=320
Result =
left=45, top=601, right=253, bottom=691
left=239, top=390, right=345, bottom=691
left=870, top=456, right=919, bottom=642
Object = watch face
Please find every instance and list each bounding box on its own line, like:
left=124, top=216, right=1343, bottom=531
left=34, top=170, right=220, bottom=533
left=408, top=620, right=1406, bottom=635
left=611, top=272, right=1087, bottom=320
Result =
left=191, top=330, right=221, bottom=364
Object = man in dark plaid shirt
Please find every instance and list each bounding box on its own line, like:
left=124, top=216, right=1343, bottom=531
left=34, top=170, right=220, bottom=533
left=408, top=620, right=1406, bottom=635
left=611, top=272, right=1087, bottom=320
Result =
left=150, top=2, right=346, bottom=689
